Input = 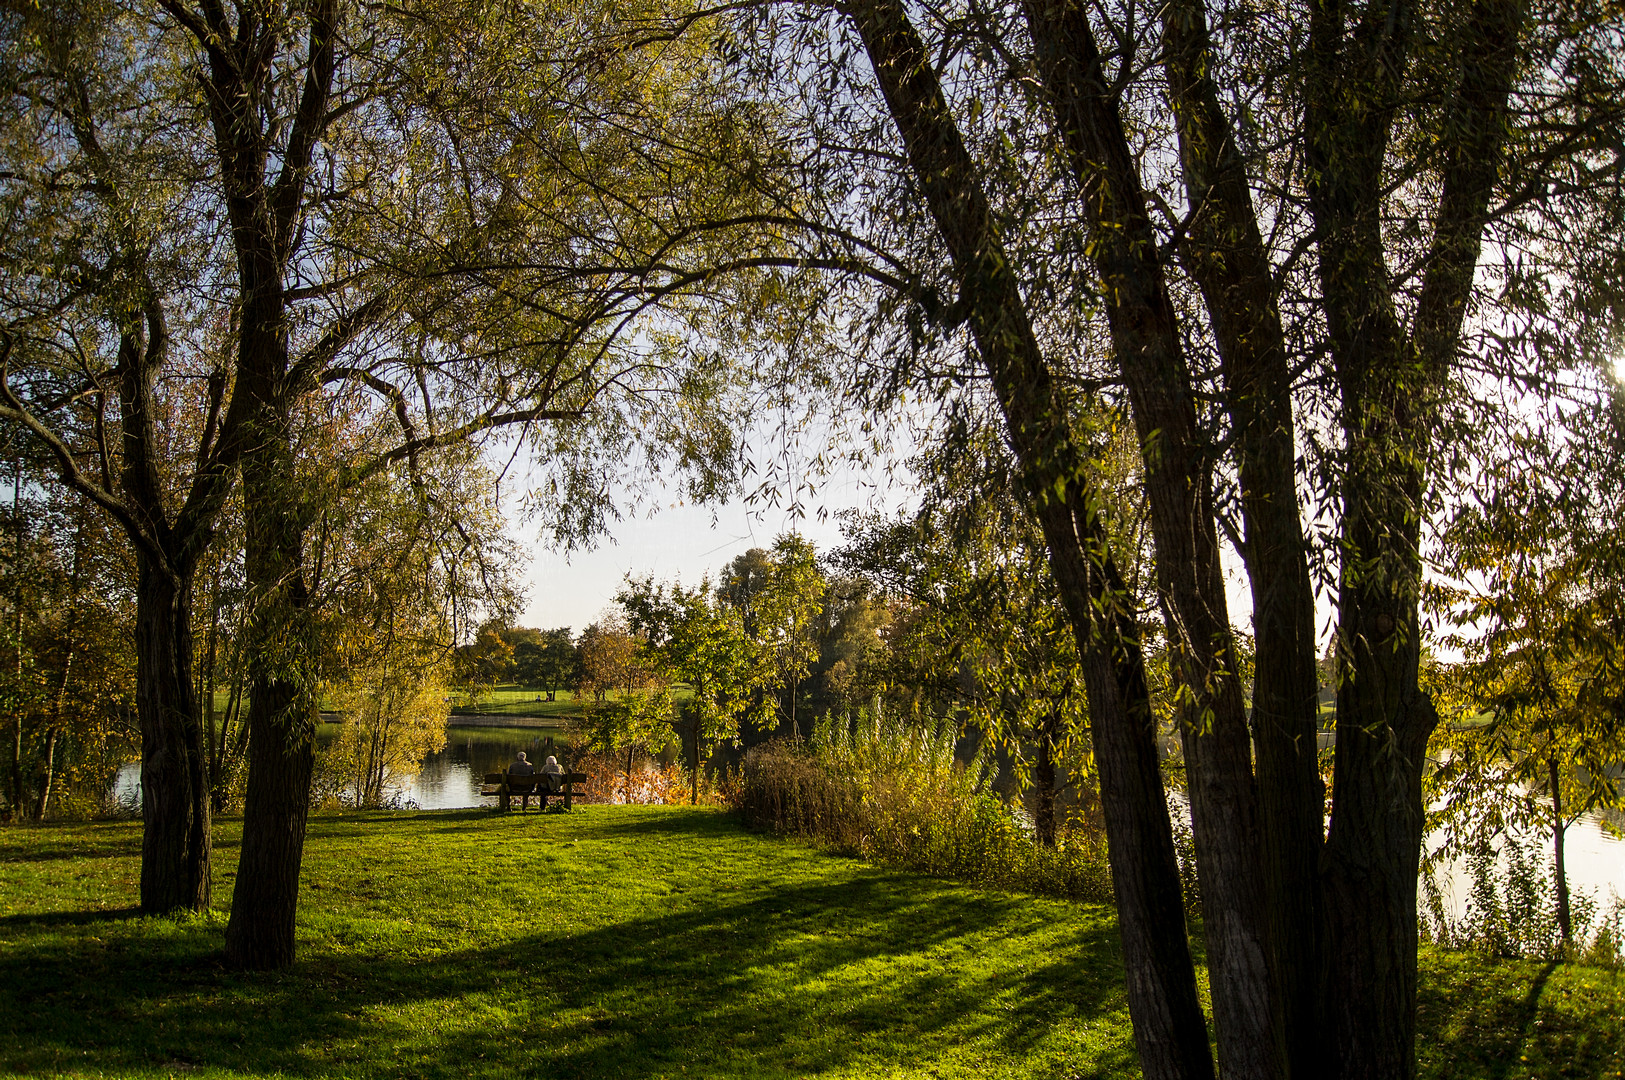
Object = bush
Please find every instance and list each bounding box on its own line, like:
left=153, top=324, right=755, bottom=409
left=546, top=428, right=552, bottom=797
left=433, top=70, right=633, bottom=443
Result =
left=568, top=748, right=719, bottom=806
left=728, top=706, right=1114, bottom=903
left=1420, top=830, right=1624, bottom=967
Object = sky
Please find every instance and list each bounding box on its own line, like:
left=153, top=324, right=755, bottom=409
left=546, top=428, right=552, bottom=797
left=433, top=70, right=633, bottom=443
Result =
left=512, top=459, right=917, bottom=634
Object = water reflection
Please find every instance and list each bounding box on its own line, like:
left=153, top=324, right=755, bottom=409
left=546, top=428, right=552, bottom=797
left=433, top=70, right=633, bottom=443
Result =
left=112, top=721, right=569, bottom=812
left=403, top=725, right=570, bottom=809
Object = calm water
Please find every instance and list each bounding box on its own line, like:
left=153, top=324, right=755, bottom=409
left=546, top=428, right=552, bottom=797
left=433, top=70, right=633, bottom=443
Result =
left=401, top=724, right=570, bottom=809
left=112, top=721, right=567, bottom=811
left=111, top=731, right=1624, bottom=905
left=1426, top=810, right=1625, bottom=918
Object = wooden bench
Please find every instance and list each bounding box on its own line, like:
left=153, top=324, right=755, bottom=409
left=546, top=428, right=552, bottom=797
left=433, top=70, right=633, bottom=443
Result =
left=481, top=771, right=588, bottom=812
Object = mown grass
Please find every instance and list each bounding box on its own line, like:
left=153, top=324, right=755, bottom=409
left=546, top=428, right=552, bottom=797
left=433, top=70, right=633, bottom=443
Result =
left=447, top=686, right=696, bottom=719
left=1, top=808, right=1621, bottom=1080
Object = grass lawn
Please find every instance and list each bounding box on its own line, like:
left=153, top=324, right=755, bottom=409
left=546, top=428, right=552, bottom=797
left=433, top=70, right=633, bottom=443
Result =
left=1, top=808, right=1621, bottom=1080
left=446, top=686, right=696, bottom=719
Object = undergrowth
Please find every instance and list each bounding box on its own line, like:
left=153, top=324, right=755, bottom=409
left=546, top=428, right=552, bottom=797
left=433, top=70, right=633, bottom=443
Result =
left=728, top=707, right=1116, bottom=904
left=1421, top=830, right=1624, bottom=967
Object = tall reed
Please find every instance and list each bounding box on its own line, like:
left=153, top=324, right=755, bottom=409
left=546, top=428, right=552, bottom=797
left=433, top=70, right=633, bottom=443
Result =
left=730, top=705, right=1114, bottom=903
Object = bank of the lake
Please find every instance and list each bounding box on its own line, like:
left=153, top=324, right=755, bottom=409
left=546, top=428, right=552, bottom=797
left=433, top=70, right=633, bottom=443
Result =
left=2, top=807, right=1621, bottom=1080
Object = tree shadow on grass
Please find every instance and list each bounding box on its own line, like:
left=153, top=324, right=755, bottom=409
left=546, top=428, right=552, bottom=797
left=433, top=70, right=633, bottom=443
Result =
left=0, top=906, right=144, bottom=928
left=1416, top=952, right=1623, bottom=1080
left=0, top=870, right=1135, bottom=1079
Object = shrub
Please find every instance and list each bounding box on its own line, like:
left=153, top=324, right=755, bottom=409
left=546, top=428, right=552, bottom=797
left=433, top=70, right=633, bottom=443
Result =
left=729, top=706, right=1114, bottom=904
left=1420, top=830, right=1624, bottom=967
left=568, top=748, right=719, bottom=806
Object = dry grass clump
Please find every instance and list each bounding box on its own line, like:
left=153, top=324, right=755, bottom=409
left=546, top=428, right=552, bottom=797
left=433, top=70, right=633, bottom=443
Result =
left=731, top=708, right=1113, bottom=903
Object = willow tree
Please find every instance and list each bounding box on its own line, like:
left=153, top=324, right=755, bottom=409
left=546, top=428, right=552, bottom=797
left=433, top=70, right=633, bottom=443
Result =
left=705, top=0, right=1625, bottom=1074
left=148, top=0, right=799, bottom=968
left=1, top=0, right=247, bottom=910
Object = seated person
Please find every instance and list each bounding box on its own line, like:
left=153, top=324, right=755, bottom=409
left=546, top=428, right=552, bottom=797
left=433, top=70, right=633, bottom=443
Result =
left=540, top=754, right=565, bottom=793
left=508, top=751, right=536, bottom=776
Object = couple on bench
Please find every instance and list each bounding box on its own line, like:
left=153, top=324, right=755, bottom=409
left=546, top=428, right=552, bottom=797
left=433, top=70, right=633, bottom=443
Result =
left=507, top=751, right=564, bottom=810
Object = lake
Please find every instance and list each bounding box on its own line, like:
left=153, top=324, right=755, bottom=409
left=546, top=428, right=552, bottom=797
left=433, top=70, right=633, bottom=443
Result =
left=111, top=729, right=1624, bottom=908
left=112, top=720, right=568, bottom=812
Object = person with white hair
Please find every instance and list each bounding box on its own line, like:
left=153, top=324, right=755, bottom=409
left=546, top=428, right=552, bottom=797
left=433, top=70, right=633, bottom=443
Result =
left=540, top=754, right=565, bottom=793
left=505, top=751, right=539, bottom=811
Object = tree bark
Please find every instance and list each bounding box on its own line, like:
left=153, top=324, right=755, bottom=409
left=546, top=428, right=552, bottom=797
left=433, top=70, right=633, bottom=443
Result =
left=1020, top=3, right=1285, bottom=1074
left=223, top=671, right=315, bottom=969
left=1550, top=758, right=1571, bottom=944
left=33, top=726, right=57, bottom=823
left=842, top=3, right=1213, bottom=1074
left=1305, top=0, right=1520, bottom=1070
left=134, top=557, right=212, bottom=913
left=1156, top=1, right=1328, bottom=1070
left=225, top=437, right=316, bottom=968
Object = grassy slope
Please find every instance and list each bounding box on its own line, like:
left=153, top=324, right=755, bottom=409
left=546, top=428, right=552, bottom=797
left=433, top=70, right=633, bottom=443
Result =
left=0, top=809, right=1620, bottom=1080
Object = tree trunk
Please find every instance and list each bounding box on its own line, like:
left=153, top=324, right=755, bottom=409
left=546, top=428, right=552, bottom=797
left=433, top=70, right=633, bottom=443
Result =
left=134, top=556, right=212, bottom=913
left=844, top=4, right=1213, bottom=1075
left=1034, top=724, right=1056, bottom=848
left=8, top=459, right=23, bottom=822
left=1551, top=759, right=1571, bottom=945
left=33, top=726, right=57, bottom=822
left=1019, top=4, right=1284, bottom=1073
left=224, top=670, right=315, bottom=969
left=1156, top=0, right=1327, bottom=1069
left=225, top=413, right=316, bottom=969
left=1320, top=602, right=1435, bottom=1080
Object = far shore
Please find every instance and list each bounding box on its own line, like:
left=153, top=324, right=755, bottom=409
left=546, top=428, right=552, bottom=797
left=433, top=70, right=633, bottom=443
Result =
left=445, top=713, right=571, bottom=728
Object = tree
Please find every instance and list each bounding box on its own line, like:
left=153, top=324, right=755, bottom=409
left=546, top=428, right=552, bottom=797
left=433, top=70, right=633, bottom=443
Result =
left=1430, top=446, right=1625, bottom=945
left=1, top=0, right=247, bottom=909
left=720, top=536, right=826, bottom=737
left=576, top=616, right=644, bottom=704
left=514, top=628, right=577, bottom=701
left=708, top=0, right=1625, bottom=1072
left=620, top=575, right=770, bottom=804
left=456, top=625, right=517, bottom=702
left=143, top=0, right=782, bottom=969
left=0, top=461, right=139, bottom=822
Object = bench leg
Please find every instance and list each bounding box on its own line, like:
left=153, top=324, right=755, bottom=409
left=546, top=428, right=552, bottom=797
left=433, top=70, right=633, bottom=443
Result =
left=499, top=789, right=510, bottom=812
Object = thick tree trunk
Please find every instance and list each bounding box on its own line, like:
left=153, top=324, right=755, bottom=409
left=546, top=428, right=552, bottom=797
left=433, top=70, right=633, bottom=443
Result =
left=1020, top=3, right=1284, bottom=1074
left=844, top=4, right=1213, bottom=1075
left=1156, top=1, right=1327, bottom=1070
left=1321, top=582, right=1435, bottom=1080
left=224, top=671, right=315, bottom=968
left=135, top=556, right=212, bottom=913
left=225, top=441, right=315, bottom=969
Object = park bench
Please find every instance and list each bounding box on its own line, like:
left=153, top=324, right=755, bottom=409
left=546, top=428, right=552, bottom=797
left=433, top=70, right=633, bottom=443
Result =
left=481, top=771, right=588, bottom=812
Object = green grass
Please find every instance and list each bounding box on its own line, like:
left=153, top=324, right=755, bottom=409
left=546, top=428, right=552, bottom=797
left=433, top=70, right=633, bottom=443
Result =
left=447, top=686, right=587, bottom=718
left=448, top=686, right=696, bottom=719
left=1, top=809, right=1621, bottom=1080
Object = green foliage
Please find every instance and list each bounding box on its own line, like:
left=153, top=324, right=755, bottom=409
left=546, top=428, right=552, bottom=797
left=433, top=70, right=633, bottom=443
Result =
left=1421, top=831, right=1624, bottom=967
left=718, top=535, right=826, bottom=730
left=731, top=706, right=1115, bottom=903
left=1428, top=446, right=1625, bottom=941
left=315, top=642, right=452, bottom=810
left=0, top=482, right=138, bottom=821
left=621, top=575, right=769, bottom=748
left=512, top=627, right=577, bottom=697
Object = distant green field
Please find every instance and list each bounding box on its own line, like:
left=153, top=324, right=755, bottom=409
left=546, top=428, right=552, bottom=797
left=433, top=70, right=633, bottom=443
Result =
left=449, top=686, right=696, bottom=719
